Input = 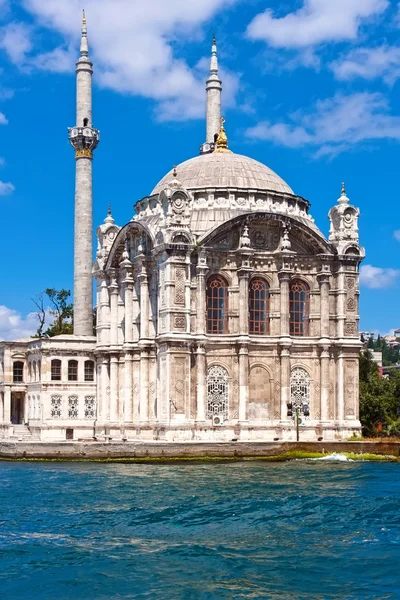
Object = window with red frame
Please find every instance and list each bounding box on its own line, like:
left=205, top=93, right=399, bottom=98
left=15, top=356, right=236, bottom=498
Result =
left=289, top=279, right=310, bottom=336
left=206, top=275, right=228, bottom=334
left=249, top=278, right=270, bottom=334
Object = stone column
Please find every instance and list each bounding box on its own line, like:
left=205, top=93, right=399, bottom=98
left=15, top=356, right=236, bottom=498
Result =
left=124, top=353, right=133, bottom=423
left=140, top=349, right=149, bottom=422
left=196, top=254, right=208, bottom=335
left=318, top=272, right=331, bottom=339
left=320, top=345, right=330, bottom=422
left=132, top=282, right=140, bottom=342
left=109, top=355, right=119, bottom=422
left=124, top=273, right=134, bottom=345
left=337, top=350, right=345, bottom=423
left=280, top=346, right=291, bottom=421
left=238, top=271, right=249, bottom=336
left=109, top=271, right=119, bottom=347
left=278, top=271, right=291, bottom=337
left=4, top=387, right=11, bottom=423
left=238, top=345, right=249, bottom=422
left=100, top=358, right=110, bottom=421
left=196, top=345, right=206, bottom=421
left=337, top=268, right=346, bottom=338
left=139, top=263, right=149, bottom=341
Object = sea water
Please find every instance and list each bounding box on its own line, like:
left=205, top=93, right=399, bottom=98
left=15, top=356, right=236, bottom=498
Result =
left=1, top=460, right=399, bottom=599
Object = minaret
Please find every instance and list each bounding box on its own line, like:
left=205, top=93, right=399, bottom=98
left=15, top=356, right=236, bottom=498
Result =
left=68, top=11, right=100, bottom=336
left=200, top=35, right=222, bottom=154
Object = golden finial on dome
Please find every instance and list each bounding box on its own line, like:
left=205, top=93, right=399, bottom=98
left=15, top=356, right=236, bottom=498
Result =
left=82, top=9, right=86, bottom=26
left=215, top=116, right=232, bottom=153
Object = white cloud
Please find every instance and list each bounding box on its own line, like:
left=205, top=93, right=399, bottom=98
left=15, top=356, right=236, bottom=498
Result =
left=332, top=45, right=400, bottom=84
left=14, top=0, right=239, bottom=121
left=0, top=111, right=7, bottom=124
left=0, top=306, right=38, bottom=341
left=394, top=230, right=400, bottom=242
left=0, top=180, right=14, bottom=195
left=359, top=265, right=400, bottom=289
left=0, top=22, right=32, bottom=64
left=246, top=0, right=389, bottom=49
left=246, top=92, right=400, bottom=156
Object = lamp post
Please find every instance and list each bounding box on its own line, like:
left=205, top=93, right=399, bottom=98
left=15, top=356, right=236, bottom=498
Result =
left=287, top=401, right=310, bottom=441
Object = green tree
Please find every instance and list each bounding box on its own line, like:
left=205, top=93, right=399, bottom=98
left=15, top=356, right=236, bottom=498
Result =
left=32, top=288, right=73, bottom=337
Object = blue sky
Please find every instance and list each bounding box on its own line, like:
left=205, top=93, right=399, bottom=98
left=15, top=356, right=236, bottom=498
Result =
left=0, top=0, right=400, bottom=339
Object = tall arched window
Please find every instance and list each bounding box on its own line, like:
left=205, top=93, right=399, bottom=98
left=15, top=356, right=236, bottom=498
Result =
left=206, top=275, right=228, bottom=334
left=13, top=361, right=24, bottom=383
left=289, top=279, right=310, bottom=336
left=249, top=278, right=270, bottom=334
left=207, top=365, right=229, bottom=419
left=51, top=359, right=62, bottom=381
left=68, top=360, right=78, bottom=381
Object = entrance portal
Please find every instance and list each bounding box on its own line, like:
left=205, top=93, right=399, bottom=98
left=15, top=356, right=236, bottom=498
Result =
left=11, top=393, right=24, bottom=424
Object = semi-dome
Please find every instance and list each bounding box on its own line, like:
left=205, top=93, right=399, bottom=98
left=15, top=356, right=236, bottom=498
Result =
left=151, top=152, right=294, bottom=196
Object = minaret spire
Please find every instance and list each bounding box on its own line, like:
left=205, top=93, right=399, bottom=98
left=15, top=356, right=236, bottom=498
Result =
left=68, top=12, right=100, bottom=336
left=200, top=34, right=222, bottom=154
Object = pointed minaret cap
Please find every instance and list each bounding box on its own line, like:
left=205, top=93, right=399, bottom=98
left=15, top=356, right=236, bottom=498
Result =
left=338, top=181, right=350, bottom=204
left=104, top=203, right=115, bottom=224
left=80, top=9, right=89, bottom=57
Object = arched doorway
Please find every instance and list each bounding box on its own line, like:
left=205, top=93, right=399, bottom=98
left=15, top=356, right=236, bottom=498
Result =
left=207, top=365, right=228, bottom=419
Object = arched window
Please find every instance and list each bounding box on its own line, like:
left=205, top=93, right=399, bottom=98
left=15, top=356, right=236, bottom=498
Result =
left=289, top=279, right=310, bottom=336
left=13, top=361, right=24, bottom=383
left=84, top=360, right=95, bottom=382
left=207, top=365, right=228, bottom=419
left=68, top=360, right=78, bottom=381
left=51, top=359, right=62, bottom=381
left=290, top=368, right=311, bottom=414
left=206, top=275, right=228, bottom=334
left=249, top=278, right=270, bottom=334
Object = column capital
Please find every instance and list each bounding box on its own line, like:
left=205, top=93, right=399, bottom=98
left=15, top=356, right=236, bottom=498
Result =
left=317, top=272, right=331, bottom=285
left=278, top=270, right=292, bottom=282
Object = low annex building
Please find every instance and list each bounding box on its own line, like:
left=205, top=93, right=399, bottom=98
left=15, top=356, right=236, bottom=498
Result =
left=0, top=16, right=364, bottom=443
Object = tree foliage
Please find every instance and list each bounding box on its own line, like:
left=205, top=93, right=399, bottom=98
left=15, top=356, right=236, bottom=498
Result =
left=359, top=350, right=400, bottom=437
left=32, top=288, right=73, bottom=337
left=366, top=335, right=400, bottom=366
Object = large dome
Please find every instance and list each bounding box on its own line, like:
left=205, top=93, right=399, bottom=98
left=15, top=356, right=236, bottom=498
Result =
left=151, top=152, right=294, bottom=196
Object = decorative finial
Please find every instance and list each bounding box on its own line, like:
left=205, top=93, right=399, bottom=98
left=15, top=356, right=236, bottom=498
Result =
left=212, top=33, right=216, bottom=45
left=104, top=204, right=114, bottom=224
left=215, top=116, right=232, bottom=153
left=173, top=165, right=177, bottom=178
left=82, top=9, right=86, bottom=26
left=80, top=9, right=89, bottom=56
left=108, top=203, right=111, bottom=215
left=341, top=181, right=346, bottom=195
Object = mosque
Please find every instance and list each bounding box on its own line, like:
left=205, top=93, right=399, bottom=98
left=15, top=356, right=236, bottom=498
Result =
left=0, top=15, right=364, bottom=443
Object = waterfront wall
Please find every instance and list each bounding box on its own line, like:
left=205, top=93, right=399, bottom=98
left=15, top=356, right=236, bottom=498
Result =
left=0, top=441, right=400, bottom=460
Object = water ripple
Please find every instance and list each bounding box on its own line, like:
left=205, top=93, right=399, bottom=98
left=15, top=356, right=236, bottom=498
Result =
left=1, top=461, right=400, bottom=599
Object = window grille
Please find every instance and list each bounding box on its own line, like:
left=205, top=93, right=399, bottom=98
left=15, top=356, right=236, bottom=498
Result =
left=290, top=368, right=311, bottom=411
left=13, top=361, right=24, bottom=383
left=68, top=360, right=78, bottom=381
left=206, top=365, right=228, bottom=419
left=206, top=275, right=228, bottom=334
left=289, top=280, right=310, bottom=336
left=68, top=396, right=79, bottom=419
left=51, top=359, right=62, bottom=381
left=84, top=360, right=95, bottom=382
left=50, top=395, right=62, bottom=418
left=249, top=278, right=270, bottom=334
left=84, top=396, right=96, bottom=419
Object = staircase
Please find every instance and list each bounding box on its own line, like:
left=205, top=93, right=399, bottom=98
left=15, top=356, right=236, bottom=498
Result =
left=10, top=425, right=40, bottom=441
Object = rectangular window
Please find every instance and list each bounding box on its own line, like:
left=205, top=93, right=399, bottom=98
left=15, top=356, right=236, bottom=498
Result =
left=84, top=396, right=96, bottom=419
left=13, top=362, right=24, bottom=383
left=84, top=361, right=95, bottom=382
left=51, top=360, right=62, bottom=381
left=50, top=395, right=62, bottom=419
left=68, top=360, right=78, bottom=381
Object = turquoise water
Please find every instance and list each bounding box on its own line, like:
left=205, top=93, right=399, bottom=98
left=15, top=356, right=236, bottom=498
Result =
left=1, top=461, right=400, bottom=599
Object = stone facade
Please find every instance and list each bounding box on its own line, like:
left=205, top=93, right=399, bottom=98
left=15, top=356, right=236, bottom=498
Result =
left=0, top=20, right=365, bottom=443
